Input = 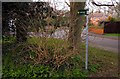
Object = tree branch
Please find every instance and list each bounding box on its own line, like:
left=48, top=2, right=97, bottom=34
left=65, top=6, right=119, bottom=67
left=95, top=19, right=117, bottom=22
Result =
left=92, top=1, right=114, bottom=6
left=65, top=1, right=70, bottom=7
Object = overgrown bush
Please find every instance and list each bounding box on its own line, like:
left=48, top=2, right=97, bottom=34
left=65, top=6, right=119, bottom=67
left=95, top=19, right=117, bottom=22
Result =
left=2, top=36, right=101, bottom=78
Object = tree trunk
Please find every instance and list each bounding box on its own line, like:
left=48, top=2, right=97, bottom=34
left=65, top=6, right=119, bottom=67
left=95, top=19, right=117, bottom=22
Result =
left=16, top=15, right=27, bottom=42
left=68, top=2, right=85, bottom=51
left=2, top=13, right=10, bottom=36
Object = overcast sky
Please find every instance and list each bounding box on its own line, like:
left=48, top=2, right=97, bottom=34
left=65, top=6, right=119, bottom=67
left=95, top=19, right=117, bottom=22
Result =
left=33, top=0, right=120, bottom=12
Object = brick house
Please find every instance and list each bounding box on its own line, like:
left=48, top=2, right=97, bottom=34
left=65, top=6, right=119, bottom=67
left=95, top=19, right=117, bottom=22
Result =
left=89, top=12, right=108, bottom=26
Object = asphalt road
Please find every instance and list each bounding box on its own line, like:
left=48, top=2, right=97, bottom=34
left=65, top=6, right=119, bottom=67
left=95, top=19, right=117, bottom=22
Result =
left=82, top=28, right=119, bottom=53
left=88, top=35, right=119, bottom=53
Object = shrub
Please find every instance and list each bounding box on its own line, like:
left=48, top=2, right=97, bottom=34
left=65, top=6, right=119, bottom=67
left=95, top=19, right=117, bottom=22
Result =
left=107, top=16, right=116, bottom=22
left=2, top=64, right=51, bottom=78
left=3, top=36, right=101, bottom=78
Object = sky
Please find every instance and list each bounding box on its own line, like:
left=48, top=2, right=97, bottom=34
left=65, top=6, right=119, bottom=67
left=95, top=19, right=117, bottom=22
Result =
left=33, top=0, right=120, bottom=12
left=33, top=0, right=70, bottom=10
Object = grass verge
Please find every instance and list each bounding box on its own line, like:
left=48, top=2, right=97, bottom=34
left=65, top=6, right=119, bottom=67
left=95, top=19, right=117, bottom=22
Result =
left=104, top=33, right=120, bottom=37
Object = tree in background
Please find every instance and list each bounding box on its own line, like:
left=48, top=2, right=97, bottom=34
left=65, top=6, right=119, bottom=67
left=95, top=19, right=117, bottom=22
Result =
left=113, top=2, right=120, bottom=19
left=2, top=2, right=52, bottom=42
left=28, top=2, right=53, bottom=32
left=2, top=2, right=30, bottom=42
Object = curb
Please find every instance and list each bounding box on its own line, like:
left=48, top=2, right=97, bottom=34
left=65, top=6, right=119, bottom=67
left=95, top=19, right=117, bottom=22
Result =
left=89, top=32, right=120, bottom=40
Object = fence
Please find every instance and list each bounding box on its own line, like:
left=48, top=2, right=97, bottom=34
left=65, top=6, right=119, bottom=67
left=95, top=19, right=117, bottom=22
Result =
left=104, top=22, right=120, bottom=33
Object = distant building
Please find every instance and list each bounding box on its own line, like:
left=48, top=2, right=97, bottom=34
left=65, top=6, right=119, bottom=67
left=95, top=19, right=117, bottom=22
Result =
left=89, top=12, right=108, bottom=26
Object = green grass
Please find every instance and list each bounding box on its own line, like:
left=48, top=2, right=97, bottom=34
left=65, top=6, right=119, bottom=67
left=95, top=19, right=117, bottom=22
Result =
left=0, top=37, right=2, bottom=44
left=104, top=33, right=120, bottom=37
left=2, top=36, right=118, bottom=78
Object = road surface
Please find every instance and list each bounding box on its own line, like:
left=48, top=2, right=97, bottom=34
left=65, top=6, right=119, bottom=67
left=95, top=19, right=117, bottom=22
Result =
left=82, top=28, right=119, bottom=53
left=88, top=35, right=119, bottom=53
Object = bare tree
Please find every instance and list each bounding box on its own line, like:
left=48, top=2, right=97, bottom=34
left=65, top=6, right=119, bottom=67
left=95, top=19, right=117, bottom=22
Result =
left=68, top=1, right=85, bottom=52
left=90, top=0, right=120, bottom=18
left=111, top=0, right=120, bottom=18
